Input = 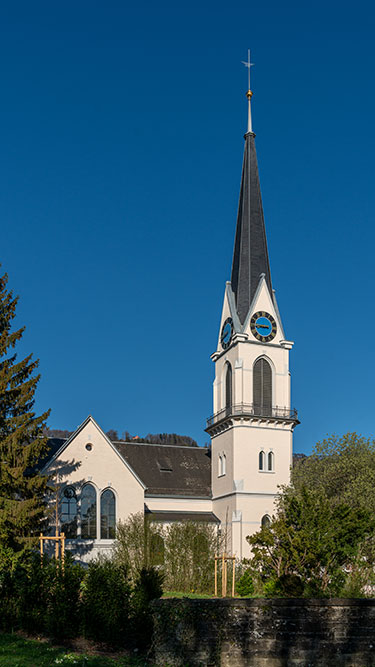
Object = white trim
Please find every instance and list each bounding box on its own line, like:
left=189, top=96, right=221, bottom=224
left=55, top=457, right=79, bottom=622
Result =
left=213, top=491, right=278, bottom=500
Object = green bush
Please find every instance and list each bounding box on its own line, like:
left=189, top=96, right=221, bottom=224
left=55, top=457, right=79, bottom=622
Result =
left=45, top=554, right=84, bottom=638
left=130, top=566, right=164, bottom=649
left=236, top=569, right=254, bottom=597
left=264, top=574, right=304, bottom=598
left=81, top=557, right=131, bottom=645
left=0, top=551, right=84, bottom=637
left=115, top=513, right=222, bottom=594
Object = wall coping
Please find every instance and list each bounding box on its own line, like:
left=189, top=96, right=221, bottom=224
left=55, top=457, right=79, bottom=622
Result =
left=154, top=597, right=375, bottom=607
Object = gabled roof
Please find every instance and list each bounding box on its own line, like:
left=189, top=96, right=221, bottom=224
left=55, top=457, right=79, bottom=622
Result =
left=40, top=417, right=212, bottom=498
left=231, top=131, right=273, bottom=325
left=113, top=441, right=212, bottom=498
left=41, top=415, right=146, bottom=489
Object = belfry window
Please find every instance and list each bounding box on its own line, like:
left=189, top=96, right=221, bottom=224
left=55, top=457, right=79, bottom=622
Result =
left=100, top=489, right=116, bottom=539
left=261, top=514, right=271, bottom=529
left=81, top=483, right=97, bottom=539
left=268, top=451, right=274, bottom=471
left=259, top=451, right=265, bottom=471
left=225, top=363, right=232, bottom=413
left=60, top=486, right=77, bottom=539
left=253, top=358, right=272, bottom=416
left=222, top=453, right=226, bottom=475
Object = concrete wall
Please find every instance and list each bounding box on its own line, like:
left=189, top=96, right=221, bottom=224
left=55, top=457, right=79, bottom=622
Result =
left=152, top=598, right=375, bottom=667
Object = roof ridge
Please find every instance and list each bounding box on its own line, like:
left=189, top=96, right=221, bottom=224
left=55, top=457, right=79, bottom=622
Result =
left=113, top=440, right=208, bottom=450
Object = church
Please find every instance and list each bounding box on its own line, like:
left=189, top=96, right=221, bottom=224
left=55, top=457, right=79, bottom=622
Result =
left=42, top=84, right=299, bottom=561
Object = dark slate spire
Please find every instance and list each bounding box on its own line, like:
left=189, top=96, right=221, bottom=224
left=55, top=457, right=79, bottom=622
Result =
left=230, top=129, right=273, bottom=325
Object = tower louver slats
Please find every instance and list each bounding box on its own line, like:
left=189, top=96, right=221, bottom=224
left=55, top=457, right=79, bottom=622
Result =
left=253, top=358, right=272, bottom=415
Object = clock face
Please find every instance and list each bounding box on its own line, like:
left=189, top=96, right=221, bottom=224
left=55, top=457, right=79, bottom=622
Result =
left=221, top=317, right=233, bottom=350
left=250, top=311, right=277, bottom=343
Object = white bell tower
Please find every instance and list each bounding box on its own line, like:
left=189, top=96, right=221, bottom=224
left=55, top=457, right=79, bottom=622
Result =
left=206, top=79, right=299, bottom=558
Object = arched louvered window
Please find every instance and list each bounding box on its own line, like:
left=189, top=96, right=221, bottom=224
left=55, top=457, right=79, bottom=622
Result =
left=225, top=363, right=232, bottom=414
left=100, top=489, right=116, bottom=539
left=253, top=358, right=272, bottom=416
left=60, top=486, right=77, bottom=539
left=261, top=514, right=271, bottom=529
left=268, top=451, right=274, bottom=471
left=81, top=484, right=97, bottom=539
left=259, top=451, right=265, bottom=471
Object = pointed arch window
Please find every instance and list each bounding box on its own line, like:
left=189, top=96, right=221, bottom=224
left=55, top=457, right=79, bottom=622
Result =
left=259, top=451, right=265, bottom=471
left=60, top=486, right=77, bottom=539
left=261, top=514, right=271, bottom=529
left=218, top=455, right=222, bottom=476
left=268, top=451, right=274, bottom=471
left=253, top=358, right=272, bottom=416
left=100, top=489, right=116, bottom=539
left=81, top=484, right=97, bottom=539
left=222, top=453, right=226, bottom=475
left=225, top=362, right=232, bottom=415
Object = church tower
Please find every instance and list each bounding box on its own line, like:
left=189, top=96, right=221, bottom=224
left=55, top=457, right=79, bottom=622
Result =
left=206, top=80, right=299, bottom=558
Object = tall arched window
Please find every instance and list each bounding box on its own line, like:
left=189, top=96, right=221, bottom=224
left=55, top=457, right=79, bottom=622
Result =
left=259, top=451, right=265, bottom=471
left=218, top=455, right=222, bottom=476
left=81, top=484, right=97, bottom=539
left=60, top=486, right=77, bottom=539
left=253, top=358, right=272, bottom=416
left=100, top=489, right=116, bottom=539
left=261, top=514, right=271, bottom=529
left=222, top=453, right=226, bottom=475
left=268, top=451, right=274, bottom=471
left=225, top=363, right=232, bottom=415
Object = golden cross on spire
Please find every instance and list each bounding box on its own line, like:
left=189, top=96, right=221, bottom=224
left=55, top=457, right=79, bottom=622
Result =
left=241, top=49, right=254, bottom=93
left=241, top=49, right=254, bottom=133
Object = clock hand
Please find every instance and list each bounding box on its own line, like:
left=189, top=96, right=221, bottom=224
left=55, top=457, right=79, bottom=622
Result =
left=256, top=323, right=270, bottom=329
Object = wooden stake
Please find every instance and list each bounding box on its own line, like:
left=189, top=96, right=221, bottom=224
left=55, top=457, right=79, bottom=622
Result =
left=55, top=494, right=59, bottom=560
left=222, top=553, right=225, bottom=597
left=214, top=554, right=217, bottom=597
left=61, top=533, right=65, bottom=570
left=232, top=557, right=235, bottom=597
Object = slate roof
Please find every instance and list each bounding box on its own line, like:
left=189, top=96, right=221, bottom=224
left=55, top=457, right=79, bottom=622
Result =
left=231, top=131, right=273, bottom=324
left=112, top=441, right=212, bottom=497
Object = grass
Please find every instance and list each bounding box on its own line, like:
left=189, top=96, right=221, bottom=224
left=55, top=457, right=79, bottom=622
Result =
left=0, top=633, right=150, bottom=667
left=162, top=590, right=213, bottom=599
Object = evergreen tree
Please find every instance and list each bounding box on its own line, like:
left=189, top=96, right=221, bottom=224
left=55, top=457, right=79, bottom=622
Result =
left=0, top=272, right=50, bottom=553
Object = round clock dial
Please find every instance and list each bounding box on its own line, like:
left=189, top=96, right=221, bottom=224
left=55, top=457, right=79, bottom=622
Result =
left=221, top=317, right=233, bottom=350
left=250, top=311, right=277, bottom=343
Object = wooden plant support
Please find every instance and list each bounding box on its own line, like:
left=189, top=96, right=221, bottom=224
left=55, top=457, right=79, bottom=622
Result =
left=39, top=532, right=65, bottom=568
left=214, top=553, right=235, bottom=597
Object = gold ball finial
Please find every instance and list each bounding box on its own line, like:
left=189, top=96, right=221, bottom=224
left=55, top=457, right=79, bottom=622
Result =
left=246, top=89, right=253, bottom=100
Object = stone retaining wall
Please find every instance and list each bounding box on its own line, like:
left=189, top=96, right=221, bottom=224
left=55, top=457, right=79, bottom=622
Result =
left=151, top=598, right=375, bottom=666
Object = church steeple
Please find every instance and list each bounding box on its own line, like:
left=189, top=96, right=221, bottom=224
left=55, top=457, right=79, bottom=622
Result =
left=230, top=93, right=272, bottom=325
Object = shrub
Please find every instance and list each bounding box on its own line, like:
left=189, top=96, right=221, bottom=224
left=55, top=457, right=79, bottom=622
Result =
left=81, top=557, right=131, bottom=645
left=130, top=566, right=164, bottom=649
left=264, top=574, right=304, bottom=598
left=236, top=569, right=254, bottom=597
left=45, top=554, right=84, bottom=638
left=115, top=512, right=221, bottom=594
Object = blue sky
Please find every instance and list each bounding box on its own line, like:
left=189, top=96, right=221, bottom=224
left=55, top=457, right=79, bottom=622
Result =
left=2, top=1, right=375, bottom=453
